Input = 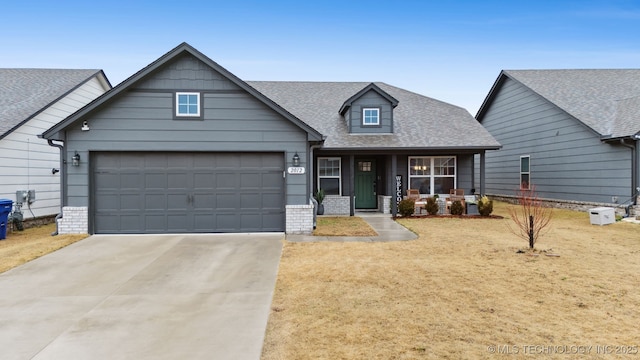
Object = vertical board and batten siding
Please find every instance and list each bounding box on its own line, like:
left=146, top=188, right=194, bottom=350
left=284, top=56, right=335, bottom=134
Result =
left=0, top=76, right=108, bottom=217
left=480, top=77, right=632, bottom=203
left=64, top=54, right=309, bottom=210
left=349, top=90, right=393, bottom=134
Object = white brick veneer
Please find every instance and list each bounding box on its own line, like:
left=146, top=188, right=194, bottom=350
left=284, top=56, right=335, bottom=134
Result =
left=286, top=204, right=314, bottom=234
left=378, top=195, right=392, bottom=214
left=57, top=206, right=88, bottom=234
left=323, top=195, right=350, bottom=215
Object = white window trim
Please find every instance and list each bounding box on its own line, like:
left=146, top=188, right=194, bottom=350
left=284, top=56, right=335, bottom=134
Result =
left=362, top=108, right=380, bottom=126
left=408, top=156, right=457, bottom=195
left=318, top=157, right=342, bottom=196
left=520, top=155, right=531, bottom=190
left=176, top=92, right=201, bottom=117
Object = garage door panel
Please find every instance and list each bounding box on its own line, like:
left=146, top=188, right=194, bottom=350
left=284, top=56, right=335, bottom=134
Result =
left=145, top=194, right=166, bottom=210
left=121, top=195, right=144, bottom=211
left=193, top=173, right=215, bottom=188
left=145, top=173, right=167, bottom=189
left=167, top=173, right=189, bottom=189
left=93, top=152, right=284, bottom=233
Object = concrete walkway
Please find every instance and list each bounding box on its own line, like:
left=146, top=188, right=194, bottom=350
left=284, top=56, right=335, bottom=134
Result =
left=287, top=212, right=418, bottom=242
left=0, top=233, right=283, bottom=360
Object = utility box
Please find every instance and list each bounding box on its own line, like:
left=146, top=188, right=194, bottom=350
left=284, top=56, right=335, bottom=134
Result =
left=589, top=207, right=615, bottom=226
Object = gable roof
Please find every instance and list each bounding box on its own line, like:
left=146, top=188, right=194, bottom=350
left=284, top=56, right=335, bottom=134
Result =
left=41, top=43, right=323, bottom=142
left=249, top=81, right=500, bottom=150
left=0, top=68, right=107, bottom=139
left=338, top=82, right=399, bottom=115
left=476, top=69, right=640, bottom=139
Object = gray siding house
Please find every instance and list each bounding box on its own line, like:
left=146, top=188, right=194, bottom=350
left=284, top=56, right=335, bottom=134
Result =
left=42, top=43, right=500, bottom=235
left=476, top=70, right=640, bottom=211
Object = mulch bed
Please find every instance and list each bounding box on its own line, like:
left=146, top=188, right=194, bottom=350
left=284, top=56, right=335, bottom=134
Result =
left=394, top=214, right=504, bottom=219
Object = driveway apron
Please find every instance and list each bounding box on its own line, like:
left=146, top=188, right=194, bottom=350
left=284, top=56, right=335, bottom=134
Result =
left=0, top=233, right=283, bottom=360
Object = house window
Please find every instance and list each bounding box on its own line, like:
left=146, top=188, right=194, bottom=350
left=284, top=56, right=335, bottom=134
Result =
left=318, top=157, right=341, bottom=195
left=362, top=108, right=380, bottom=126
left=176, top=92, right=200, bottom=117
left=520, top=156, right=530, bottom=189
left=408, top=156, right=456, bottom=195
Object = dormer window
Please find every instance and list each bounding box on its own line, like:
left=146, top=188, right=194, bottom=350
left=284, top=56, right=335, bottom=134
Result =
left=362, top=108, right=380, bottom=126
left=176, top=92, right=201, bottom=117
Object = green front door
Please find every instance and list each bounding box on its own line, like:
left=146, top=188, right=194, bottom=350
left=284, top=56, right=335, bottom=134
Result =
left=355, top=160, right=377, bottom=209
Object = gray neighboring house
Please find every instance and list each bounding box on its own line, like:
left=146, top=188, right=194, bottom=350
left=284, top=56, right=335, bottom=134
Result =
left=476, top=69, right=640, bottom=212
left=42, top=43, right=500, bottom=235
left=0, top=69, right=110, bottom=219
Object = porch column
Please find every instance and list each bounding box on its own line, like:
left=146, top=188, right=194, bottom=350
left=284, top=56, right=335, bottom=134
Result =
left=479, top=151, right=486, bottom=195
left=391, top=154, right=397, bottom=216
left=349, top=155, right=355, bottom=216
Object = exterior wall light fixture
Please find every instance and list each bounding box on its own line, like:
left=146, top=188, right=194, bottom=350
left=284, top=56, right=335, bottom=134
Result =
left=72, top=152, right=80, bottom=167
left=293, top=152, right=300, bottom=167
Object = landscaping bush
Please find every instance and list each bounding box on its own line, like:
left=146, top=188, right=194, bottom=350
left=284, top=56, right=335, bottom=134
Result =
left=478, top=196, right=494, bottom=216
left=398, top=199, right=415, bottom=217
left=425, top=197, right=439, bottom=215
left=450, top=200, right=464, bottom=215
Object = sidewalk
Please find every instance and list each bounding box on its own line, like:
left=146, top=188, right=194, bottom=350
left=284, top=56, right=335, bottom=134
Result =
left=286, top=212, right=418, bottom=242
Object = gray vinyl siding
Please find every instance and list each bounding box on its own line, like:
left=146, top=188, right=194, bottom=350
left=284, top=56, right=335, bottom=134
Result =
left=480, top=78, right=632, bottom=203
left=64, top=59, right=309, bottom=209
left=456, top=155, right=474, bottom=193
left=348, top=90, right=393, bottom=134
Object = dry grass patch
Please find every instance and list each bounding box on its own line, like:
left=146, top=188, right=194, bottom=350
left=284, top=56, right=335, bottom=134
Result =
left=313, top=216, right=377, bottom=237
left=0, top=224, right=87, bottom=273
left=263, top=202, right=640, bottom=359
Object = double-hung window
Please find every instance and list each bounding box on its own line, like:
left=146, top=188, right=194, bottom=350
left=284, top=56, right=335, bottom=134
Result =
left=318, top=157, right=341, bottom=195
left=176, top=92, right=201, bottom=117
left=520, top=156, right=530, bottom=190
left=408, top=156, right=456, bottom=195
left=362, top=108, right=380, bottom=126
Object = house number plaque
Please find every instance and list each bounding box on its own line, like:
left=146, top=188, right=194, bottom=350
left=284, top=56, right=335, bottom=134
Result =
left=287, top=167, right=306, bottom=174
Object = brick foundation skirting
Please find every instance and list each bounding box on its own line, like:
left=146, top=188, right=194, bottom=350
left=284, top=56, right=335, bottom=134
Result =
left=487, top=194, right=638, bottom=216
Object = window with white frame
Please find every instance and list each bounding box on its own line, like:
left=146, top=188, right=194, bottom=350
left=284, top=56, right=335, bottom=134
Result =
left=318, top=157, right=341, bottom=195
left=362, top=108, right=380, bottom=126
left=176, top=92, right=201, bottom=117
left=520, top=156, right=530, bottom=190
left=408, top=156, right=456, bottom=195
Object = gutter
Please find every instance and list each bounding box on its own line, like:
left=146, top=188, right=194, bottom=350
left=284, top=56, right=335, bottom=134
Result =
left=47, top=139, right=66, bottom=236
left=619, top=138, right=638, bottom=205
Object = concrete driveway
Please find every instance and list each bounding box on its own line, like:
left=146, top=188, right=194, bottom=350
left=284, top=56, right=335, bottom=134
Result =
left=0, top=233, right=283, bottom=360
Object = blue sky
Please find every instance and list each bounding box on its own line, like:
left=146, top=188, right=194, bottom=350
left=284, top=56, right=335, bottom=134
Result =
left=2, top=0, right=640, bottom=113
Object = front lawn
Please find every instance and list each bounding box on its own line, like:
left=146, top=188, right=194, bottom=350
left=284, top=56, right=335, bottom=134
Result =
left=262, top=202, right=640, bottom=359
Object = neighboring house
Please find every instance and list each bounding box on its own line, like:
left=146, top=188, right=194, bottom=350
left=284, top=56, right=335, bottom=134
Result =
left=476, top=69, right=640, bottom=211
left=41, top=43, right=500, bottom=235
left=0, top=69, right=111, bottom=220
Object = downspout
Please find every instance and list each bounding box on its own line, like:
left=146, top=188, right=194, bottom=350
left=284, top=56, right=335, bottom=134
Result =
left=47, top=139, right=65, bottom=236
left=619, top=139, right=638, bottom=205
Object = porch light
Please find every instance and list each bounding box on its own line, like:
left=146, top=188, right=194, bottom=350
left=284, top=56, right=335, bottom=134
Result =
left=293, top=152, right=300, bottom=167
left=72, top=152, right=80, bottom=167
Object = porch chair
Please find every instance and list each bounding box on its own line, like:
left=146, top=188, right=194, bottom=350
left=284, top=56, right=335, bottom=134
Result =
left=447, top=189, right=466, bottom=214
left=407, top=189, right=427, bottom=215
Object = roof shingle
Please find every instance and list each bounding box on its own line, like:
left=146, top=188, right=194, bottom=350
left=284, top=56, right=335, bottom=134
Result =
left=248, top=81, right=500, bottom=149
left=501, top=69, right=640, bottom=138
left=0, top=68, right=101, bottom=137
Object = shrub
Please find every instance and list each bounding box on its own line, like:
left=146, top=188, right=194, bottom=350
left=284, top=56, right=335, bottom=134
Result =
left=450, top=200, right=464, bottom=215
left=478, top=196, right=493, bottom=216
left=425, top=197, right=439, bottom=215
left=398, top=199, right=415, bottom=217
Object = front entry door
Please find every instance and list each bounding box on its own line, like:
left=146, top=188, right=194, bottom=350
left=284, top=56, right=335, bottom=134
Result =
left=355, top=160, right=377, bottom=209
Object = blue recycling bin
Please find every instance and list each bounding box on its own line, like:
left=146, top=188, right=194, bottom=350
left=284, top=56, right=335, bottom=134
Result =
left=0, top=199, right=13, bottom=240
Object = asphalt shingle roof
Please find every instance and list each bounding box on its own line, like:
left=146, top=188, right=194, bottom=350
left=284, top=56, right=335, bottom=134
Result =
left=0, top=68, right=101, bottom=137
left=502, top=69, right=640, bottom=138
left=248, top=81, right=500, bottom=149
